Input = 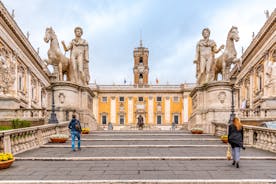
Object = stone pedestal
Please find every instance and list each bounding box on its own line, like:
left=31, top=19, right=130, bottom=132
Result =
left=189, top=81, right=233, bottom=134
left=47, top=81, right=97, bottom=130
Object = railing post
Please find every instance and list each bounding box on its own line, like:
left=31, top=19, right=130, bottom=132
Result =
left=3, top=134, right=11, bottom=153
left=248, top=129, right=254, bottom=146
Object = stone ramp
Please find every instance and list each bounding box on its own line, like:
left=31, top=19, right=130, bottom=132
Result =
left=1, top=130, right=276, bottom=183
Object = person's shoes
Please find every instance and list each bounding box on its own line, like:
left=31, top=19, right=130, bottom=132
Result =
left=232, top=161, right=236, bottom=165
left=78, top=148, right=81, bottom=151
left=236, top=162, right=239, bottom=168
left=72, top=149, right=76, bottom=152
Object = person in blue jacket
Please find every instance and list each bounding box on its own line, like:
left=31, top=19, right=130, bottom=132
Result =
left=68, top=115, right=82, bottom=151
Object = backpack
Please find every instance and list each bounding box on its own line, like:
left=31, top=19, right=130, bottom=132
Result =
left=75, top=121, right=81, bottom=132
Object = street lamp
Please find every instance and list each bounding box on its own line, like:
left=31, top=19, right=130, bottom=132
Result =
left=48, top=86, right=58, bottom=124
left=229, top=77, right=236, bottom=124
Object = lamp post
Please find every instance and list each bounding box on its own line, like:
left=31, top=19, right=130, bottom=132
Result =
left=48, top=86, right=58, bottom=124
left=229, top=77, right=236, bottom=124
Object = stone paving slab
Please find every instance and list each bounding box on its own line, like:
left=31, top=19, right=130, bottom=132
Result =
left=0, top=160, right=275, bottom=180
left=15, top=147, right=276, bottom=158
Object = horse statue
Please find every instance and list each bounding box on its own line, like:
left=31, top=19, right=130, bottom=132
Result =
left=44, top=27, right=71, bottom=81
left=214, top=26, right=241, bottom=81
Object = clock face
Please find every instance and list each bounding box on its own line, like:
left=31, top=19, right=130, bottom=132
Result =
left=138, top=64, right=144, bottom=73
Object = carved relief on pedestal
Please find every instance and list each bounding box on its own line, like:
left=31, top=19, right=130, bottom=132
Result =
left=0, top=45, right=16, bottom=95
left=58, top=93, right=65, bottom=104
left=217, top=91, right=226, bottom=104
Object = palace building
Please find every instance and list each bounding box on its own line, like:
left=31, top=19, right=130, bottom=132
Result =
left=91, top=40, right=194, bottom=129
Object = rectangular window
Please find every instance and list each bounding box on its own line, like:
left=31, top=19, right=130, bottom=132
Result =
left=102, top=115, right=107, bottom=125
left=157, top=115, right=162, bottom=124
left=173, top=115, right=179, bottom=124
left=173, top=96, right=179, bottom=102
left=138, top=97, right=143, bottom=102
left=119, top=96, right=124, bottom=102
left=156, top=96, right=162, bottom=102
left=102, top=97, right=107, bottom=102
left=119, top=115, right=124, bottom=125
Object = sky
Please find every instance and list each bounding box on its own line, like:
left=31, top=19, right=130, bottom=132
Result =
left=2, top=0, right=275, bottom=85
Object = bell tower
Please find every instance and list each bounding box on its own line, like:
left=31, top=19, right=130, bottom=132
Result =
left=133, top=39, right=149, bottom=86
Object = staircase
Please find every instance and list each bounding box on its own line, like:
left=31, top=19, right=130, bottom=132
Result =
left=1, top=130, right=276, bottom=183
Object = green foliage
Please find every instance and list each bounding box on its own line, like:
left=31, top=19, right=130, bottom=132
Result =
left=11, top=119, right=31, bottom=129
left=0, top=126, right=12, bottom=131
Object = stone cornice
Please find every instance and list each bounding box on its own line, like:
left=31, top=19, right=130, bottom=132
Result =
left=90, top=84, right=195, bottom=94
left=47, top=81, right=95, bottom=97
left=0, top=1, right=50, bottom=82
left=190, top=81, right=232, bottom=97
left=231, top=9, right=276, bottom=79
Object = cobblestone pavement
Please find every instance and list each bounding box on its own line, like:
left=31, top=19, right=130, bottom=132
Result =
left=1, top=130, right=276, bottom=183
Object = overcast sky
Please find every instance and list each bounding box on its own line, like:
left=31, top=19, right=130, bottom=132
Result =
left=2, top=0, right=275, bottom=85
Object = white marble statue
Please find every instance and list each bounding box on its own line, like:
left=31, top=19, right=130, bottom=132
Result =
left=62, top=27, right=90, bottom=85
left=214, top=26, right=241, bottom=81
left=194, top=28, right=224, bottom=84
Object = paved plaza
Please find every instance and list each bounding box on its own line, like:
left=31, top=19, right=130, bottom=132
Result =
left=1, top=131, right=276, bottom=183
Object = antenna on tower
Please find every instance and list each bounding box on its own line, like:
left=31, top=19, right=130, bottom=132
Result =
left=140, top=30, right=143, bottom=47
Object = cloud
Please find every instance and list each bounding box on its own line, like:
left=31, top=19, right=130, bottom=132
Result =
left=1, top=0, right=275, bottom=85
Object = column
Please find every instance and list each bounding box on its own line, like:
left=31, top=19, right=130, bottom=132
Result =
left=148, top=96, right=154, bottom=125
left=165, top=96, right=170, bottom=124
left=128, top=97, right=133, bottom=124
left=110, top=96, right=116, bottom=124
left=93, top=94, right=99, bottom=122
left=183, top=95, right=189, bottom=123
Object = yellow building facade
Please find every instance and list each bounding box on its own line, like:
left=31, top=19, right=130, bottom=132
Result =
left=91, top=41, right=194, bottom=129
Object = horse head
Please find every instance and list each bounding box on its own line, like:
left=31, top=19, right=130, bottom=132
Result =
left=44, top=27, right=55, bottom=43
left=228, top=26, right=239, bottom=42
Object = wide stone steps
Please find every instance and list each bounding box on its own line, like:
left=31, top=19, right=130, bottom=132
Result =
left=16, top=147, right=276, bottom=158
left=1, top=130, right=276, bottom=183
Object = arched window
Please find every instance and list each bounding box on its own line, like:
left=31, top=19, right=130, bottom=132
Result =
left=139, top=57, right=143, bottom=64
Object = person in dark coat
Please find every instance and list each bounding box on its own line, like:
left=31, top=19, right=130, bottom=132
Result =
left=68, top=115, right=82, bottom=151
left=228, top=117, right=244, bottom=168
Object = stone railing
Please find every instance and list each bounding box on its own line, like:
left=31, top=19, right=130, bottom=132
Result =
left=0, top=108, right=47, bottom=119
left=212, top=122, right=276, bottom=153
left=0, top=122, right=69, bottom=155
left=238, top=108, right=276, bottom=119
left=243, top=125, right=276, bottom=153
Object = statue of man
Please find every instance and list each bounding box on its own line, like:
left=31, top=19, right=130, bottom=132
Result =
left=194, top=28, right=224, bottom=84
left=62, top=27, right=90, bottom=85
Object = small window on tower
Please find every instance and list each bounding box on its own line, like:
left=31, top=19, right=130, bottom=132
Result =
left=139, top=74, right=143, bottom=79
left=139, top=57, right=143, bottom=63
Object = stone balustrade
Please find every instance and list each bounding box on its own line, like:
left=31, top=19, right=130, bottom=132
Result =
left=0, top=108, right=47, bottom=120
left=0, top=122, right=69, bottom=155
left=212, top=122, right=276, bottom=153
left=243, top=125, right=276, bottom=153
left=238, top=108, right=276, bottom=119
